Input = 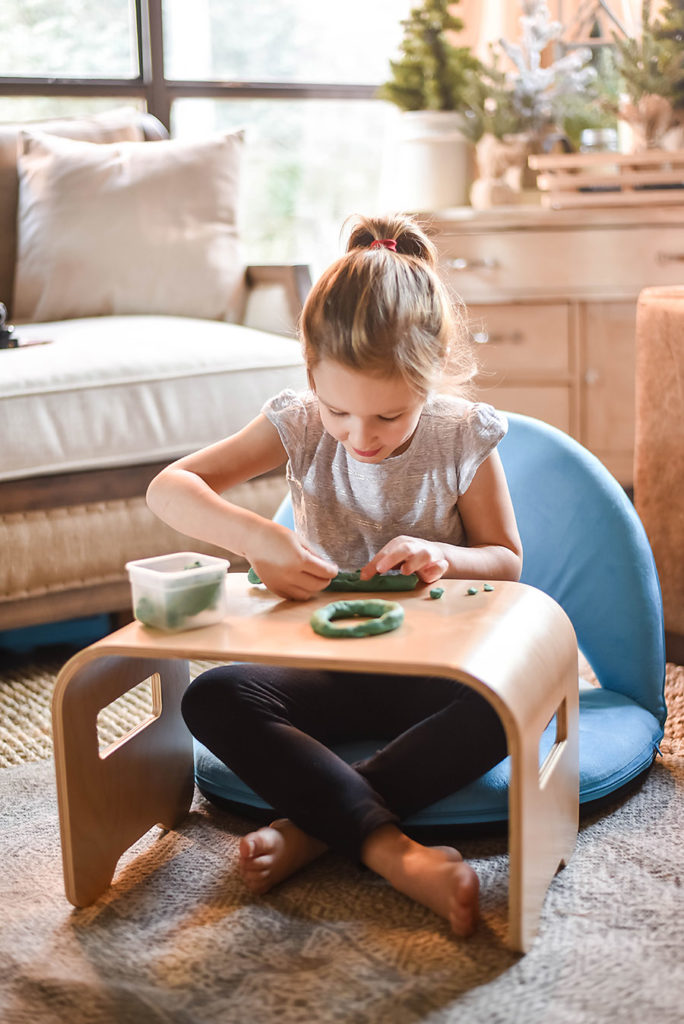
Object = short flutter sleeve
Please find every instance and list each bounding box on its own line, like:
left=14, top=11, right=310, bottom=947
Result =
left=455, top=402, right=507, bottom=495
left=261, top=389, right=320, bottom=478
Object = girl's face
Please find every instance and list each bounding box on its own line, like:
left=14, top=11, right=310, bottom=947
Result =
left=311, top=359, right=426, bottom=463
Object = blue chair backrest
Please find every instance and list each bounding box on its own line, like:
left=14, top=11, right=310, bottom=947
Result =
left=498, top=413, right=665, bottom=725
left=275, top=412, right=666, bottom=725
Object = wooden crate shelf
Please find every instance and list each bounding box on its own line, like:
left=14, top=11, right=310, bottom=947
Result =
left=528, top=149, right=684, bottom=209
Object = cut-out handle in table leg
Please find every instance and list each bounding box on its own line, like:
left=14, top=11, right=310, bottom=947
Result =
left=52, top=653, right=193, bottom=907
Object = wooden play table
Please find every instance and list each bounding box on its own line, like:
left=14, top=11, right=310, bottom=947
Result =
left=52, top=573, right=579, bottom=952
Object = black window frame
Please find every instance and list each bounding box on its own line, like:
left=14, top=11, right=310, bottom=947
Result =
left=0, top=0, right=378, bottom=130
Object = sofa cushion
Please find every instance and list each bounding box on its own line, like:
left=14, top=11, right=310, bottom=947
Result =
left=0, top=107, right=158, bottom=315
left=2, top=315, right=306, bottom=481
left=13, top=130, right=245, bottom=323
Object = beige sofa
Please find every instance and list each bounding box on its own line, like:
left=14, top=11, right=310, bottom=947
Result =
left=0, top=108, right=309, bottom=630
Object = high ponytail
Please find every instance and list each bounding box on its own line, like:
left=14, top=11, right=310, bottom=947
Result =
left=346, top=216, right=438, bottom=265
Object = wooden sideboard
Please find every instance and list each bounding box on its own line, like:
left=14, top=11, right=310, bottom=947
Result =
left=424, top=206, right=684, bottom=486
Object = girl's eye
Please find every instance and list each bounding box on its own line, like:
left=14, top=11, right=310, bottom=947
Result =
left=327, top=409, right=346, bottom=417
left=378, top=414, right=401, bottom=422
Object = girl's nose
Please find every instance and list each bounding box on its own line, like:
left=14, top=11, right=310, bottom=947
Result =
left=349, top=420, right=377, bottom=450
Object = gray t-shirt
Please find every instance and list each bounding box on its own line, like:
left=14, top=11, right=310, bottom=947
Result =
left=263, top=389, right=507, bottom=570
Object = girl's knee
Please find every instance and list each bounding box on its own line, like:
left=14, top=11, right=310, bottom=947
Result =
left=181, top=664, right=278, bottom=736
left=181, top=666, right=241, bottom=732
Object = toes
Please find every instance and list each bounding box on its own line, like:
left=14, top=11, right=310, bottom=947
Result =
left=449, top=866, right=480, bottom=936
left=240, top=828, right=277, bottom=862
left=241, top=871, right=270, bottom=894
left=239, top=835, right=257, bottom=860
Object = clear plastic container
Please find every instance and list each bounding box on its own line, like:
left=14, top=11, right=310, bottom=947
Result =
left=125, top=552, right=230, bottom=632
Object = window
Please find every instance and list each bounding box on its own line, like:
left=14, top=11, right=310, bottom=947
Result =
left=0, top=0, right=412, bottom=267
left=0, top=0, right=138, bottom=79
left=162, top=0, right=408, bottom=86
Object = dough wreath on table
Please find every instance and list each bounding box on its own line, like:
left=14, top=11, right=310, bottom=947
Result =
left=310, top=599, right=404, bottom=638
left=247, top=567, right=419, bottom=591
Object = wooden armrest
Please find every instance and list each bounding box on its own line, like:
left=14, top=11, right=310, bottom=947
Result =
left=245, top=265, right=312, bottom=325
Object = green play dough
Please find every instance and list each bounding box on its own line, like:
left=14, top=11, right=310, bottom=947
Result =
left=248, top=566, right=418, bottom=592
left=135, top=561, right=222, bottom=630
left=135, top=579, right=222, bottom=630
left=310, top=599, right=404, bottom=638
left=429, top=587, right=444, bottom=599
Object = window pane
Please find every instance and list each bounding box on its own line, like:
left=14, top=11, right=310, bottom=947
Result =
left=0, top=97, right=145, bottom=124
left=164, top=0, right=412, bottom=84
left=171, top=98, right=402, bottom=268
left=0, top=0, right=138, bottom=79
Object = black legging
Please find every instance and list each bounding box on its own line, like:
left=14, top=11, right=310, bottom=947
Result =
left=181, top=664, right=508, bottom=862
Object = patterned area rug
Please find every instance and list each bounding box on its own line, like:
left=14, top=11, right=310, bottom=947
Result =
left=0, top=651, right=222, bottom=768
left=1, top=654, right=683, bottom=1023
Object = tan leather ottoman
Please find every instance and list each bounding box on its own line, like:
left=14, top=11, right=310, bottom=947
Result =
left=634, top=286, right=684, bottom=662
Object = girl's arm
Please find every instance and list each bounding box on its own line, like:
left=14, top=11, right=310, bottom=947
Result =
left=146, top=414, right=338, bottom=600
left=360, top=451, right=522, bottom=584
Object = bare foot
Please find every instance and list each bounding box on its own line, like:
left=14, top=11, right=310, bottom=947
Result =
left=362, top=827, right=479, bottom=937
left=239, top=818, right=328, bottom=894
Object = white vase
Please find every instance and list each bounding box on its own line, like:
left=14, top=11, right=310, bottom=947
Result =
left=380, top=110, right=475, bottom=212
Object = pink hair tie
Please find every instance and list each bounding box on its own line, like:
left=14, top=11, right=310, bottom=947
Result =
left=370, top=238, right=397, bottom=252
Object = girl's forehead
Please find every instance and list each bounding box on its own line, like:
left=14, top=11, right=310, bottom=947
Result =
left=310, top=359, right=420, bottom=413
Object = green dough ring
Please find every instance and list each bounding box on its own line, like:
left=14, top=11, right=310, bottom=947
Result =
left=310, top=599, right=404, bottom=638
left=248, top=566, right=418, bottom=592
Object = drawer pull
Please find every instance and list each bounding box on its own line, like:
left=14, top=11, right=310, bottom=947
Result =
left=657, top=251, right=684, bottom=264
left=472, top=330, right=524, bottom=345
left=446, top=256, right=499, bottom=271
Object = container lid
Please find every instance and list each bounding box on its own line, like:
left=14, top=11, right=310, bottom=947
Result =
left=125, top=551, right=230, bottom=588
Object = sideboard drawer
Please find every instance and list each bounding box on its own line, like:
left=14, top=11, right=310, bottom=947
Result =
left=439, top=225, right=684, bottom=301
left=473, top=384, right=572, bottom=434
left=468, top=303, right=570, bottom=376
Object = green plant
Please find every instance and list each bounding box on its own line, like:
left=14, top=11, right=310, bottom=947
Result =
left=655, top=0, right=684, bottom=109
left=613, top=1, right=683, bottom=105
left=378, top=0, right=480, bottom=129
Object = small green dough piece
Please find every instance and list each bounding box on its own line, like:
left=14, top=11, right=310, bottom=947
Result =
left=310, top=599, right=404, bottom=638
left=429, top=587, right=444, bottom=600
left=483, top=583, right=495, bottom=591
left=466, top=586, right=478, bottom=596
left=248, top=566, right=419, bottom=592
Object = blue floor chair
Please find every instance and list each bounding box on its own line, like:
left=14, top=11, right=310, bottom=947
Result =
left=195, top=412, right=667, bottom=825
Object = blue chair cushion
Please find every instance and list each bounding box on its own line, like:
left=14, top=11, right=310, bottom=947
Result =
left=194, top=684, right=662, bottom=826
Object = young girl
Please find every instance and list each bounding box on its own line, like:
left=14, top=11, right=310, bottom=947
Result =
left=146, top=214, right=522, bottom=937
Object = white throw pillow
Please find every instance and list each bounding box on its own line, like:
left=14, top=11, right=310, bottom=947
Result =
left=13, top=129, right=246, bottom=323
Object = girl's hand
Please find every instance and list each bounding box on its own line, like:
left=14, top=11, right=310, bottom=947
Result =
left=360, top=536, right=448, bottom=586
left=248, top=522, right=338, bottom=601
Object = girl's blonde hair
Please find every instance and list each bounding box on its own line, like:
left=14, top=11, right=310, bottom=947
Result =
left=300, top=214, right=475, bottom=398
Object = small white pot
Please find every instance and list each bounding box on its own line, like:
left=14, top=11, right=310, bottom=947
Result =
left=380, top=110, right=475, bottom=211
